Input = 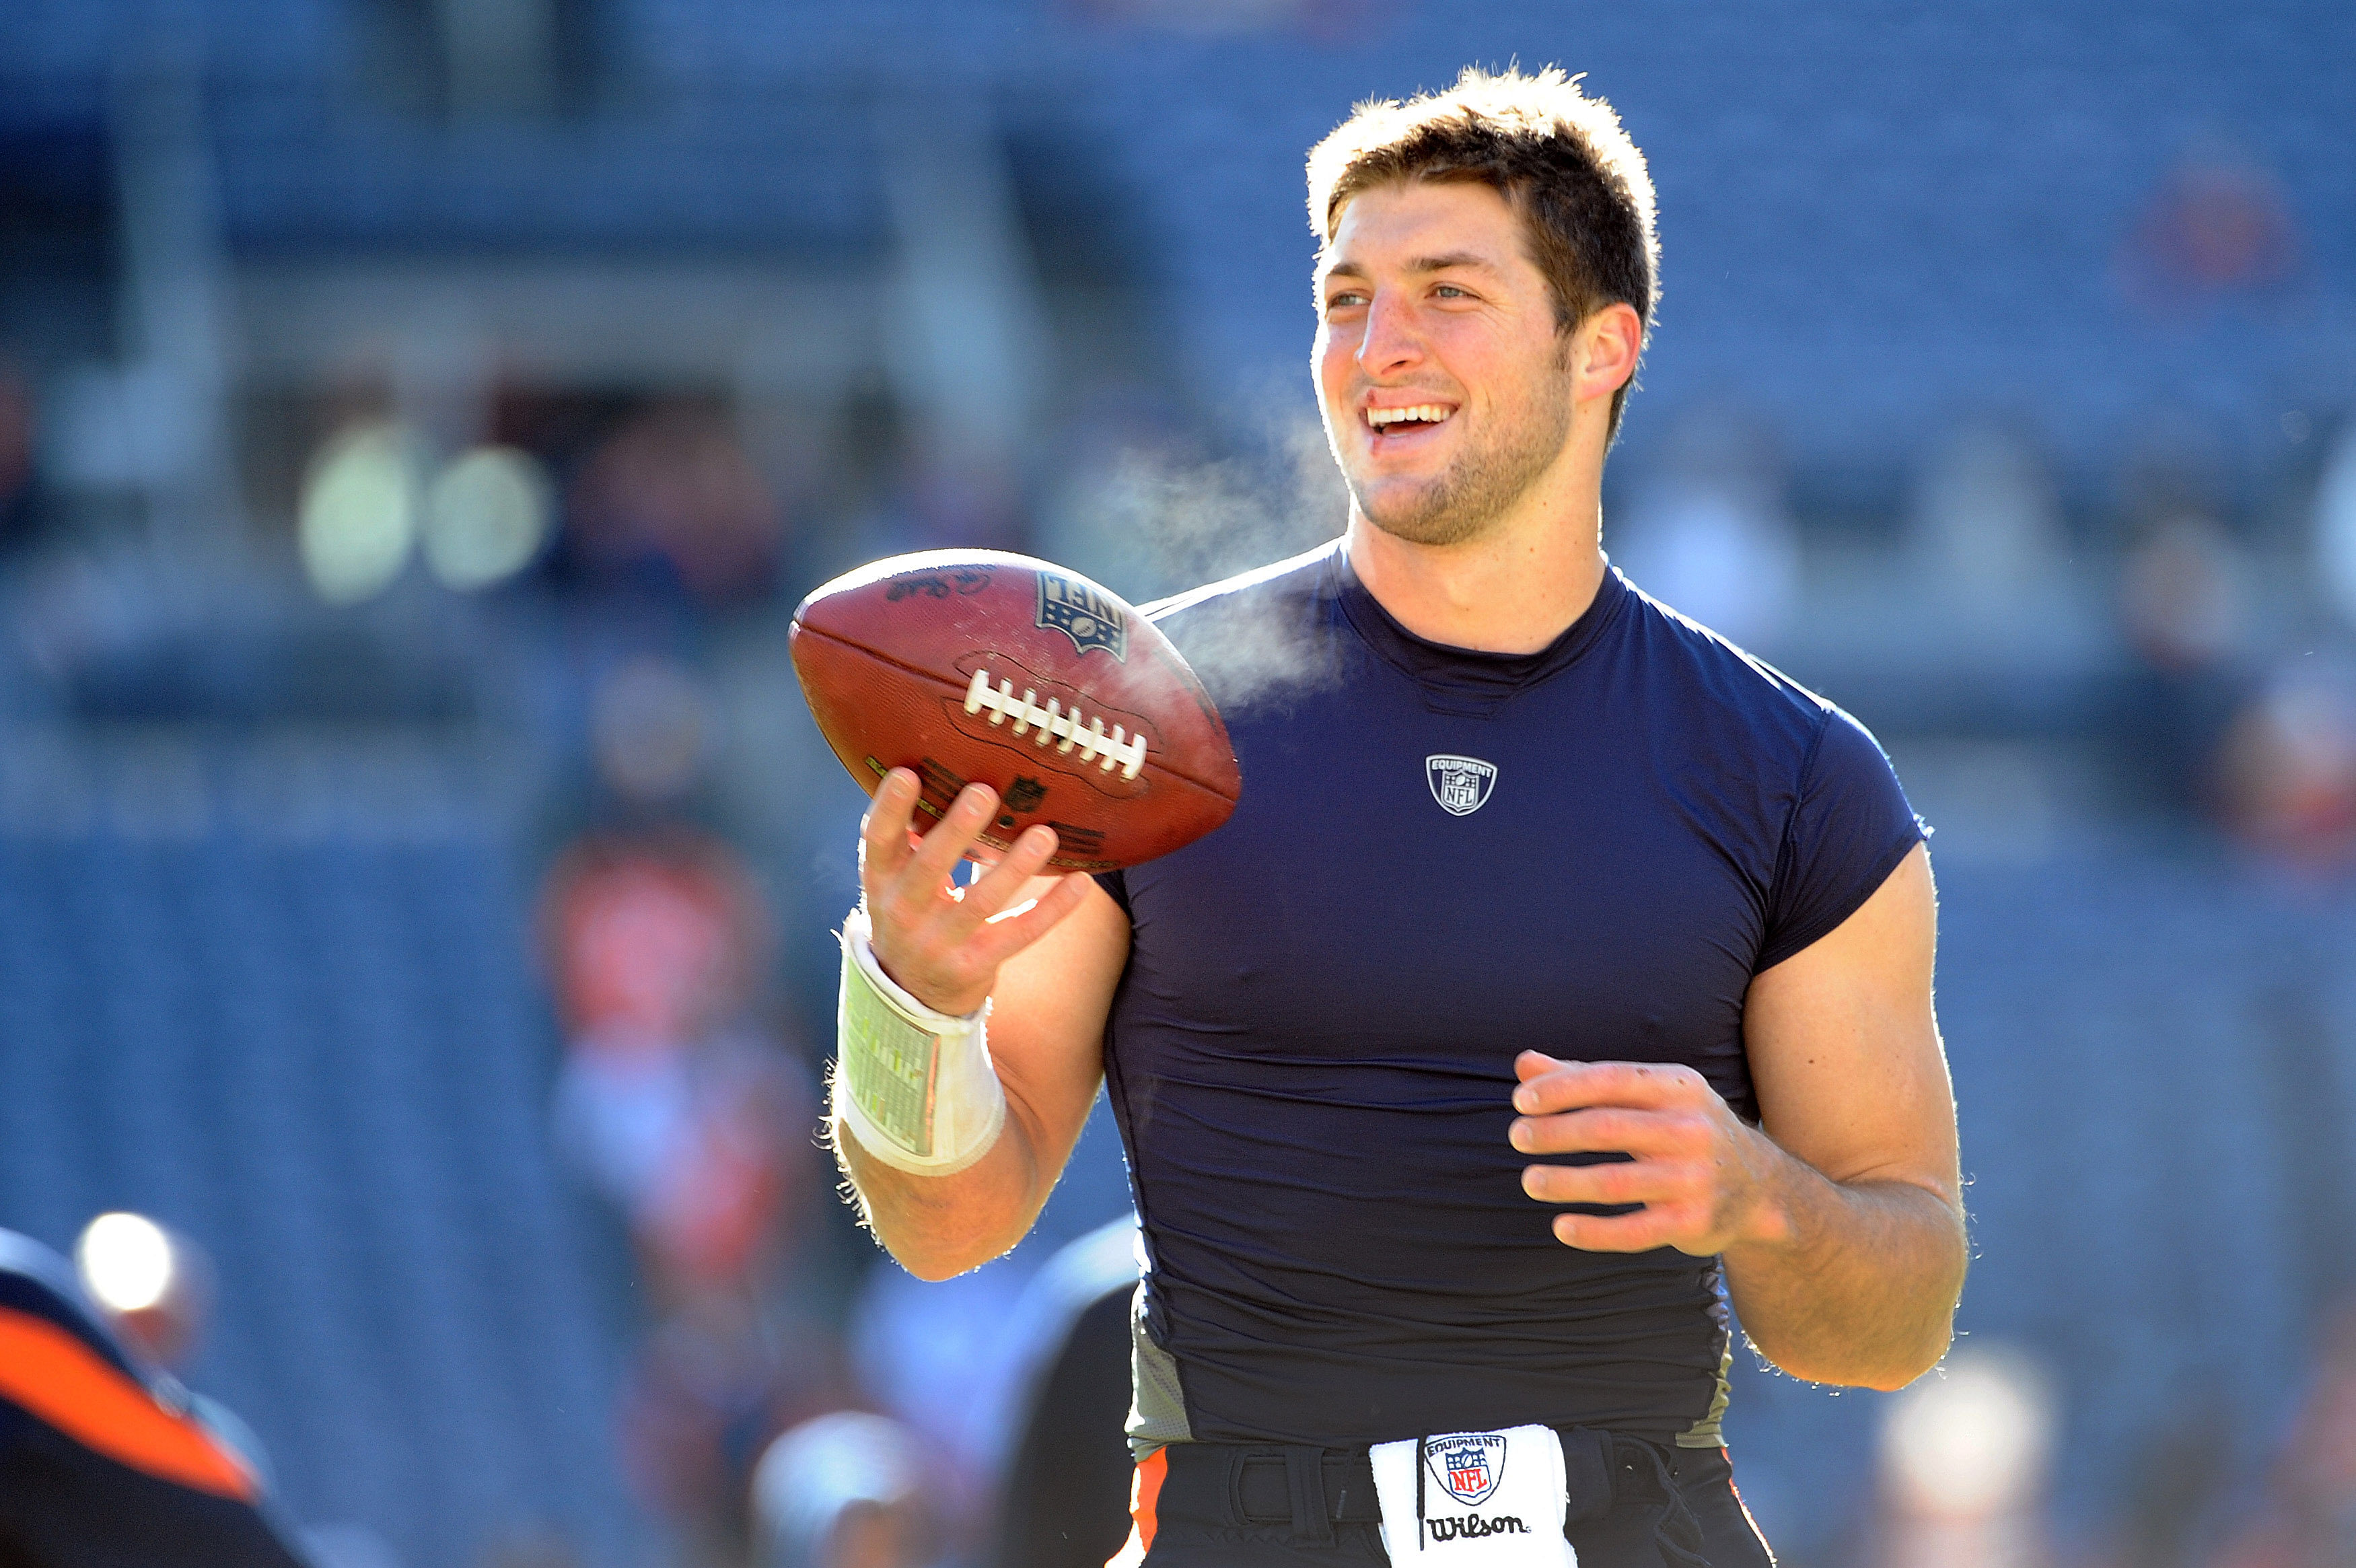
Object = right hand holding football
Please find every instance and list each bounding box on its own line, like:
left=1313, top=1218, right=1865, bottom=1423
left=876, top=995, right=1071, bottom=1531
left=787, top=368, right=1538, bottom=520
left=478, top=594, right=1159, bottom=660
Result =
left=859, top=768, right=1098, bottom=1017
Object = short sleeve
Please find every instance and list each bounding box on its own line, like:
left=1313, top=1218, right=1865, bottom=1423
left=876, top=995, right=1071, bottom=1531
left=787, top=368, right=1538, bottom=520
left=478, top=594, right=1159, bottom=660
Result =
left=1755, top=705, right=1926, bottom=972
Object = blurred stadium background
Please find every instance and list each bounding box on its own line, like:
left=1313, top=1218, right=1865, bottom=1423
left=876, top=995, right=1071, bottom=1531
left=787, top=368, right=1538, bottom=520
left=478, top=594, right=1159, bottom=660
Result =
left=2, top=2, right=2354, bottom=1565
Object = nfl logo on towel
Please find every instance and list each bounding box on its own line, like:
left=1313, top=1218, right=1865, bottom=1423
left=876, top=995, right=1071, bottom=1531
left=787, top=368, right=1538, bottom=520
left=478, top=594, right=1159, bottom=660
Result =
left=1427, top=1432, right=1507, bottom=1507
left=1426, top=755, right=1498, bottom=816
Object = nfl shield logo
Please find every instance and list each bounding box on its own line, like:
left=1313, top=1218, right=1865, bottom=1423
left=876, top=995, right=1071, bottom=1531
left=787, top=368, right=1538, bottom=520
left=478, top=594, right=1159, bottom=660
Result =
left=1425, top=754, right=1498, bottom=816
left=1036, top=573, right=1130, bottom=661
left=1425, top=1431, right=1507, bottom=1508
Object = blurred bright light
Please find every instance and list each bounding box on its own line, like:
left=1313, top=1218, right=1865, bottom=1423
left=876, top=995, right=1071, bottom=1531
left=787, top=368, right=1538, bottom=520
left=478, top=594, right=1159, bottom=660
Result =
left=1882, top=1346, right=2055, bottom=1520
left=423, top=445, right=552, bottom=591
left=2317, top=425, right=2356, bottom=627
left=300, top=422, right=417, bottom=604
left=75, top=1211, right=175, bottom=1314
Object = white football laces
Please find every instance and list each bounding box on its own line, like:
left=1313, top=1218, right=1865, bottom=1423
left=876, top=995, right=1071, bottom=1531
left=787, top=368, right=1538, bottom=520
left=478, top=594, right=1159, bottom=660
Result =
left=962, top=667, right=1149, bottom=779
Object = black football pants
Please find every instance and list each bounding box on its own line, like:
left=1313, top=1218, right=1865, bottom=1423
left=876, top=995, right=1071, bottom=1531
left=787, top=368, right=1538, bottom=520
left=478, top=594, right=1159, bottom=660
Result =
left=1121, top=1436, right=1775, bottom=1567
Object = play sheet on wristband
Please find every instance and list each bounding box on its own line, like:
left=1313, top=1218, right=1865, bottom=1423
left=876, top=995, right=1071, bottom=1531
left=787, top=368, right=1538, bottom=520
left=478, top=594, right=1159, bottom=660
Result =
left=844, top=1005, right=940, bottom=1158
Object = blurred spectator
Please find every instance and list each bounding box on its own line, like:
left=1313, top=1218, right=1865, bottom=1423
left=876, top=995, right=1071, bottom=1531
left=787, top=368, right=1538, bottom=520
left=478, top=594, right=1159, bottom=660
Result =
left=72, top=1213, right=275, bottom=1491
left=2313, top=423, right=2356, bottom=633
left=0, top=1227, right=309, bottom=1567
left=470, top=1529, right=581, bottom=1568
left=2112, top=1388, right=2234, bottom=1568
left=2209, top=1295, right=2356, bottom=1568
left=2121, top=512, right=2250, bottom=673
left=2118, top=137, right=2301, bottom=318
left=848, top=1260, right=1030, bottom=1538
left=1873, top=1345, right=2055, bottom=1568
left=985, top=1217, right=1139, bottom=1568
left=2116, top=509, right=2253, bottom=808
left=751, top=1413, right=936, bottom=1568
left=544, top=828, right=756, bottom=1053
left=2212, top=669, right=2356, bottom=869
left=0, top=358, right=40, bottom=553
left=569, top=400, right=783, bottom=604
left=1612, top=411, right=1798, bottom=650
left=619, top=1295, right=851, bottom=1548
left=542, top=830, right=807, bottom=1296
left=592, top=655, right=717, bottom=812
left=1909, top=425, right=2067, bottom=608
left=859, top=443, right=1029, bottom=561
left=542, top=818, right=828, bottom=1563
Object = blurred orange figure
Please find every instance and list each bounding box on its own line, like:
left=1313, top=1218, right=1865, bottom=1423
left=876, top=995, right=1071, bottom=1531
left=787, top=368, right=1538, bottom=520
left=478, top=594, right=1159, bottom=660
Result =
left=542, top=832, right=808, bottom=1297
left=569, top=400, right=782, bottom=602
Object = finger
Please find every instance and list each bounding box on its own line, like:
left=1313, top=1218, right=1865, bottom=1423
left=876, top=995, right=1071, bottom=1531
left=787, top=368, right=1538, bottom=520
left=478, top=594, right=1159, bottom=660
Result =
left=1515, top=1050, right=1563, bottom=1083
left=950, top=826, right=1064, bottom=928
left=1521, top=1156, right=1696, bottom=1208
left=1548, top=1207, right=1698, bottom=1255
left=1511, top=1060, right=1703, bottom=1117
left=896, top=783, right=997, bottom=902
left=1509, top=1106, right=1698, bottom=1158
left=859, top=769, right=924, bottom=897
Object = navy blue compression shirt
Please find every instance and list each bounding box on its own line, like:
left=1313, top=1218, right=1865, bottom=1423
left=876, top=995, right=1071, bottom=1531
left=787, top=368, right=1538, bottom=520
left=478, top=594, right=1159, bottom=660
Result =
left=1094, top=542, right=1923, bottom=1452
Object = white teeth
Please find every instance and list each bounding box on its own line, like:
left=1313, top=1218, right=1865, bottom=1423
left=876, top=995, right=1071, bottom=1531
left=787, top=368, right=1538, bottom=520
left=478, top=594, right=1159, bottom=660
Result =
left=1366, top=404, right=1452, bottom=428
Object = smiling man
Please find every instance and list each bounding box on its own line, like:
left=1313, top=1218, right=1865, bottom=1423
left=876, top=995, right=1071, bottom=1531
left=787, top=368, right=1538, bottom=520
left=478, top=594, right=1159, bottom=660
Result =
left=833, top=67, right=1966, bottom=1567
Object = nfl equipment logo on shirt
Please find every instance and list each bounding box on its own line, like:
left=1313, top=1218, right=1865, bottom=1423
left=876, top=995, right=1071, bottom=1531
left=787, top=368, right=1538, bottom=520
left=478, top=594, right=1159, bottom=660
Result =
left=1427, top=755, right=1498, bottom=816
left=1429, top=1432, right=1506, bottom=1506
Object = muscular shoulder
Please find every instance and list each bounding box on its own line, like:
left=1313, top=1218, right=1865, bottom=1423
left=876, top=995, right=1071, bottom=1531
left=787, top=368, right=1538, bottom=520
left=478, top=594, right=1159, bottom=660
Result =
left=1615, top=575, right=1847, bottom=775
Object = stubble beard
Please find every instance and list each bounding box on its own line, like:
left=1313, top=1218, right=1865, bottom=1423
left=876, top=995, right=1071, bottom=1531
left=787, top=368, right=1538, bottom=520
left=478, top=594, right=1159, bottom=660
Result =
left=1332, top=370, right=1575, bottom=548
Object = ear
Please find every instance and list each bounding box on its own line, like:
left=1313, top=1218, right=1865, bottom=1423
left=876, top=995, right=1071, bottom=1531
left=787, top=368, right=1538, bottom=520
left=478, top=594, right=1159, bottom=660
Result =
left=1570, top=302, right=1643, bottom=404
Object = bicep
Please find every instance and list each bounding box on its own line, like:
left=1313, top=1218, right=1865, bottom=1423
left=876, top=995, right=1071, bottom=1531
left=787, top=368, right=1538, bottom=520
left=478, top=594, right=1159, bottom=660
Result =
left=1743, top=843, right=1958, bottom=1203
left=987, top=875, right=1131, bottom=1174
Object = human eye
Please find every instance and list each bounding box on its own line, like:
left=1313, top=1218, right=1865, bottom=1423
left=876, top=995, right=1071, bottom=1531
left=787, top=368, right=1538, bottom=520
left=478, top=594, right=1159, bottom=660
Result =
left=1324, top=287, right=1369, bottom=313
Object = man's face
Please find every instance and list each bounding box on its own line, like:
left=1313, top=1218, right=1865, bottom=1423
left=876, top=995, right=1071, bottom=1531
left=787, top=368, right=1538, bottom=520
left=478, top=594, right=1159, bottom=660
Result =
left=1314, top=180, right=1577, bottom=548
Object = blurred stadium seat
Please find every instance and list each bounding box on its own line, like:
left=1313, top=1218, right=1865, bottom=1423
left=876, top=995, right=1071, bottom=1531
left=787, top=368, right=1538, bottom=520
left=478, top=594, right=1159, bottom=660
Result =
left=0, top=732, right=650, bottom=1566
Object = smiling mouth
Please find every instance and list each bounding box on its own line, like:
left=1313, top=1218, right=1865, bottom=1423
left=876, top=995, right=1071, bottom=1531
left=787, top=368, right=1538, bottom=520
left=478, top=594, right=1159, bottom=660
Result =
left=1364, top=404, right=1454, bottom=435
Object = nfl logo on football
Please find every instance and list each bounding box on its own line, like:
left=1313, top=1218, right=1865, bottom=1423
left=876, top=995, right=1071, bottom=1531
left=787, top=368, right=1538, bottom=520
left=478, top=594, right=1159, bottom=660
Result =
left=1425, top=755, right=1498, bottom=817
left=1036, top=573, right=1130, bottom=661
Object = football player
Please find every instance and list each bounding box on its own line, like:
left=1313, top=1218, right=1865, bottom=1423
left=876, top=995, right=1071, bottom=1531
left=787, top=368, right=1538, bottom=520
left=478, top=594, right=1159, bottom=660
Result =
left=832, top=67, right=1964, bottom=1567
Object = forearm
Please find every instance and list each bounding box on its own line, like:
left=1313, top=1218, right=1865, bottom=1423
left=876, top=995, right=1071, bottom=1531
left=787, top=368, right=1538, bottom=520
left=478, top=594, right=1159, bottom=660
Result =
left=835, top=1085, right=1052, bottom=1280
left=1721, top=1144, right=1967, bottom=1390
left=838, top=787, right=1131, bottom=1279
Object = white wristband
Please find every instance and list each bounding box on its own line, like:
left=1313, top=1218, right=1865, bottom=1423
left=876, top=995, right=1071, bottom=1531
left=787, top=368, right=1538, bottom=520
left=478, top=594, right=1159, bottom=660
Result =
left=833, top=907, right=1007, bottom=1176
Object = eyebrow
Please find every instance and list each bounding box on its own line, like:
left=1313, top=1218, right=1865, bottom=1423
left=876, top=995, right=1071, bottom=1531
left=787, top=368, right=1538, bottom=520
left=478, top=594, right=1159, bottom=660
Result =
left=1321, top=251, right=1503, bottom=283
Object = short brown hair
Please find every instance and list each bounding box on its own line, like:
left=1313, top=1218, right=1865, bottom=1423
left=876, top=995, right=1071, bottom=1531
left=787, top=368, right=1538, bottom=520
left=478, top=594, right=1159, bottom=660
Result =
left=1307, top=66, right=1660, bottom=439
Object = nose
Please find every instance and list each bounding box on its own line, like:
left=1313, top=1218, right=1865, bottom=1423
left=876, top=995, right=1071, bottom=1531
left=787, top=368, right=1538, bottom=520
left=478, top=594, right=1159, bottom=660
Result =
left=1356, top=287, right=1424, bottom=376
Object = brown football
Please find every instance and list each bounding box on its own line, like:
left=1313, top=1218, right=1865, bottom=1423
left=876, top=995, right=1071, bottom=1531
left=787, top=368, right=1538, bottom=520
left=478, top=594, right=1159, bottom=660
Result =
left=789, top=551, right=1242, bottom=871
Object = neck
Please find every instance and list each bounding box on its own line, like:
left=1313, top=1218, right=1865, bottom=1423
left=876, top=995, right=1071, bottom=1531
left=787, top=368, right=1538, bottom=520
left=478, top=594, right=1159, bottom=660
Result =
left=1345, top=478, right=1608, bottom=657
